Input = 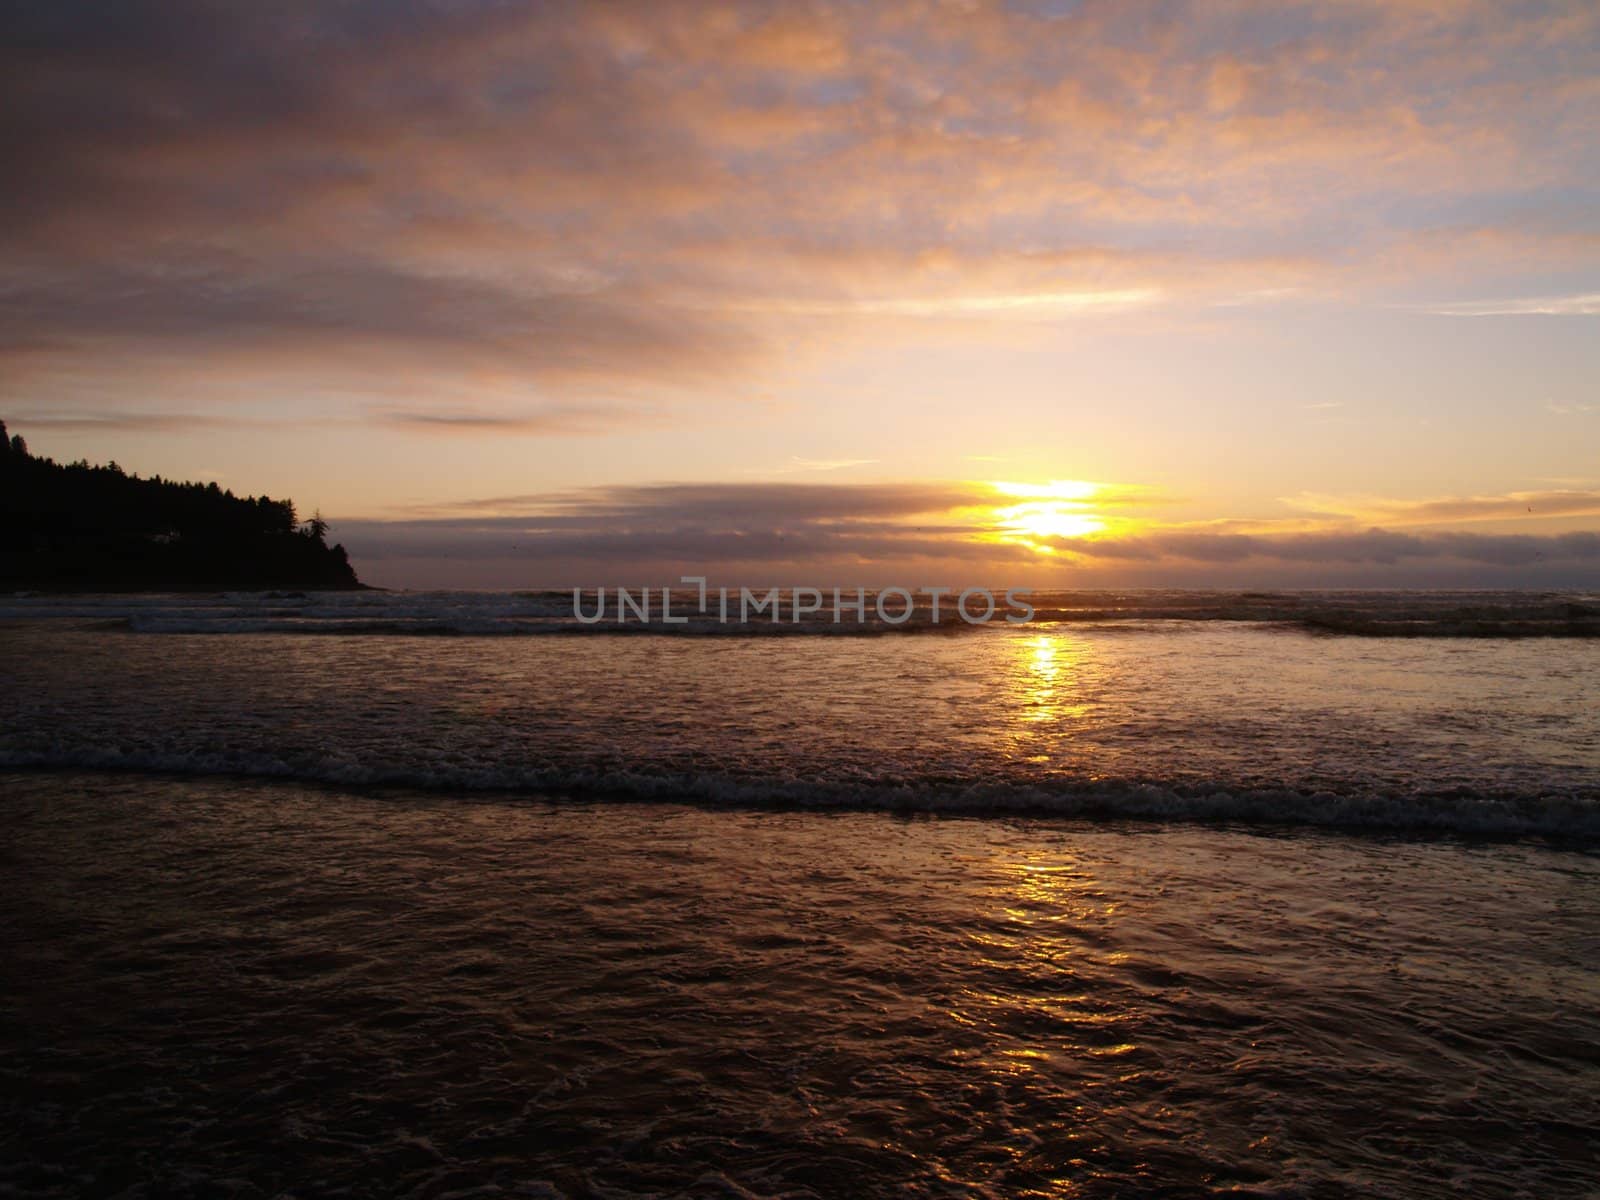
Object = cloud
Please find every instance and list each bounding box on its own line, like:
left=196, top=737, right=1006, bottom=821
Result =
left=772, top=456, right=880, bottom=472
left=1047, top=528, right=1600, bottom=568
left=1284, top=488, right=1600, bottom=525
left=0, top=255, right=758, bottom=391
left=1421, top=293, right=1600, bottom=317
left=403, top=480, right=994, bottom=522
left=3, top=0, right=1598, bottom=423
left=336, top=480, right=1600, bottom=586
left=6, top=405, right=655, bottom=439
left=3, top=411, right=260, bottom=433
left=713, top=288, right=1163, bottom=317
left=375, top=406, right=657, bottom=436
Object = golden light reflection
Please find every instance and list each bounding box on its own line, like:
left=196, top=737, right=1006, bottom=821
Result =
left=1014, top=634, right=1090, bottom=734
left=941, top=632, right=1137, bottom=1119
left=954, top=846, right=1131, bottom=1125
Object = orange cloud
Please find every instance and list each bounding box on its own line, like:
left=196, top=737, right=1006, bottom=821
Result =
left=2, top=0, right=1596, bottom=424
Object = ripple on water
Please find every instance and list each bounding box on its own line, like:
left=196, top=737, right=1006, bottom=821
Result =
left=2, top=771, right=1598, bottom=1197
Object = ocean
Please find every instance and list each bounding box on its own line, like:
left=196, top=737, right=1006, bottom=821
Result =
left=2, top=589, right=1598, bottom=1197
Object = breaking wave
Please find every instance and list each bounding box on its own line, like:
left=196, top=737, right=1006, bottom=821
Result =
left=2, top=750, right=1594, bottom=840
left=2, top=587, right=1597, bottom=637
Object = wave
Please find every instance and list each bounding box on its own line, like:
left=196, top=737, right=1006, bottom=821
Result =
left=3, top=588, right=1597, bottom=637
left=3, top=749, right=1595, bottom=841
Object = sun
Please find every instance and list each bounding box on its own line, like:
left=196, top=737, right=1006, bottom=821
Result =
left=999, top=505, right=1107, bottom=539
left=989, top=480, right=1108, bottom=548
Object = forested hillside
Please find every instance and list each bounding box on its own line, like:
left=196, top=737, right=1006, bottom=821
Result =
left=0, top=420, right=361, bottom=591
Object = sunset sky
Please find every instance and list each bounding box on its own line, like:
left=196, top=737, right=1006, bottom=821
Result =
left=3, top=0, right=1597, bottom=587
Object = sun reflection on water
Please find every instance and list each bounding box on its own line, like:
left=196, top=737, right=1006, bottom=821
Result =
left=942, top=843, right=1140, bottom=1199
left=1004, top=634, right=1094, bottom=768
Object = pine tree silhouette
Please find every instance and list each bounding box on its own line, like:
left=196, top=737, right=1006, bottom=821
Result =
left=0, top=419, right=362, bottom=591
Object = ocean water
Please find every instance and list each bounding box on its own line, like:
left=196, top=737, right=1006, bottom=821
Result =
left=2, top=590, right=1599, bottom=1197
left=1, top=589, right=1596, bottom=835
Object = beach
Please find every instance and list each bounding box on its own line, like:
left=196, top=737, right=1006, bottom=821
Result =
left=3, top=769, right=1598, bottom=1198
left=2, top=592, right=1598, bottom=1195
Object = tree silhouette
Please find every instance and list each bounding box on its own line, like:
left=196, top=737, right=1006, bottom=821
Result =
left=0, top=420, right=362, bottom=591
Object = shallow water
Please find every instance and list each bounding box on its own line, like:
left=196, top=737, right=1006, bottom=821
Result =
left=2, top=771, right=1597, bottom=1199
left=3, top=593, right=1598, bottom=1195
left=2, top=597, right=1597, bottom=835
